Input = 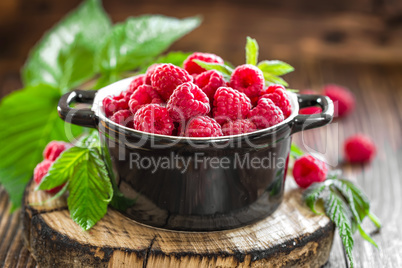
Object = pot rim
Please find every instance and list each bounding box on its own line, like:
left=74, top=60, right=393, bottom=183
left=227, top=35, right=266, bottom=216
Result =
left=91, top=76, right=300, bottom=141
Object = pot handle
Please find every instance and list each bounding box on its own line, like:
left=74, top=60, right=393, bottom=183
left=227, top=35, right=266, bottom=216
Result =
left=291, top=94, right=334, bottom=134
left=57, top=90, right=98, bottom=128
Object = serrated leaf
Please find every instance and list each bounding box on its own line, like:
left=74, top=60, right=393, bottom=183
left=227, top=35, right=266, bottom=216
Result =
left=23, top=0, right=111, bottom=93
left=67, top=148, right=113, bottom=231
left=0, top=85, right=83, bottom=208
left=257, top=60, right=294, bottom=76
left=245, top=37, right=259, bottom=65
left=97, top=15, right=200, bottom=78
left=290, top=143, right=304, bottom=158
left=325, top=190, right=355, bottom=267
left=303, top=182, right=326, bottom=214
left=331, top=180, right=362, bottom=225
left=192, top=60, right=233, bottom=80
left=262, top=73, right=289, bottom=87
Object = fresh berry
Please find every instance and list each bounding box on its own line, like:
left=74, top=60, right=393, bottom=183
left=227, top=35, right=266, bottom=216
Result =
left=260, top=85, right=292, bottom=118
left=128, top=84, right=163, bottom=114
left=184, top=116, right=223, bottom=137
left=103, top=93, right=129, bottom=117
left=293, top=155, right=328, bottom=188
left=145, top=64, right=162, bottom=85
left=323, top=84, right=355, bottom=117
left=248, top=98, right=284, bottom=129
left=43, top=141, right=71, bottom=161
left=230, top=64, right=264, bottom=100
left=299, top=106, right=322, bottom=115
left=213, top=87, right=252, bottom=125
left=194, top=70, right=225, bottom=102
left=133, top=104, right=174, bottom=135
left=110, top=109, right=134, bottom=128
left=151, top=64, right=193, bottom=101
left=221, top=119, right=257, bottom=136
left=183, top=52, right=224, bottom=75
left=34, top=160, right=65, bottom=194
left=123, top=75, right=146, bottom=100
left=344, top=134, right=376, bottom=163
left=167, top=82, right=210, bottom=122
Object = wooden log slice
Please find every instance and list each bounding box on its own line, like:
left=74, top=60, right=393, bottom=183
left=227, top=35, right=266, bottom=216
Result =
left=22, top=180, right=334, bottom=267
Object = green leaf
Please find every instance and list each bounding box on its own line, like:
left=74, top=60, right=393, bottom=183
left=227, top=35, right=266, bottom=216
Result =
left=0, top=85, right=82, bottom=208
left=22, top=0, right=111, bottom=93
left=290, top=143, right=304, bottom=158
left=245, top=36, right=259, bottom=65
left=357, top=225, right=378, bottom=248
left=30, top=182, right=69, bottom=206
left=368, top=212, right=382, bottom=229
left=67, top=147, right=113, bottom=231
left=192, top=60, right=234, bottom=80
left=97, top=15, right=200, bottom=76
left=324, top=190, right=355, bottom=267
left=257, top=60, right=294, bottom=76
left=138, top=51, right=192, bottom=73
left=303, top=182, right=326, bottom=214
left=262, top=73, right=289, bottom=87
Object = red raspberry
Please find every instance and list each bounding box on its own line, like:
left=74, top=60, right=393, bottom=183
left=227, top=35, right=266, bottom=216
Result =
left=123, top=75, right=146, bottom=100
left=221, top=119, right=257, bottom=136
left=344, top=134, right=376, bottom=163
left=260, top=85, right=292, bottom=118
left=248, top=98, right=284, bottom=129
left=102, top=93, right=129, bottom=117
left=151, top=64, right=193, bottom=101
left=184, top=116, right=223, bottom=137
left=133, top=104, right=174, bottom=135
left=213, top=87, right=252, bottom=125
left=293, top=155, right=328, bottom=189
left=110, top=109, right=134, bottom=128
left=128, top=84, right=163, bottom=114
left=299, top=106, right=322, bottom=115
left=167, top=82, right=210, bottom=122
left=183, top=52, right=224, bottom=75
left=194, top=70, right=225, bottom=102
left=43, top=141, right=71, bottom=161
left=230, top=64, right=265, bottom=100
left=145, top=64, right=162, bottom=85
left=323, top=84, right=355, bottom=117
left=34, top=160, right=65, bottom=194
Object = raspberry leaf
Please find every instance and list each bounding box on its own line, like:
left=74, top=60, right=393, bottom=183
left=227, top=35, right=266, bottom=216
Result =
left=290, top=143, right=304, bottom=158
left=0, top=85, right=82, bottom=209
left=257, top=60, right=294, bottom=76
left=302, top=182, right=326, bottom=214
left=262, top=73, right=289, bottom=87
left=192, top=60, right=234, bottom=80
left=245, top=37, right=259, bottom=66
left=96, top=15, right=201, bottom=87
left=22, top=0, right=111, bottom=93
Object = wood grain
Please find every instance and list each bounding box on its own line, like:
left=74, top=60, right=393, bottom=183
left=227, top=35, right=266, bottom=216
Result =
left=22, top=180, right=334, bottom=267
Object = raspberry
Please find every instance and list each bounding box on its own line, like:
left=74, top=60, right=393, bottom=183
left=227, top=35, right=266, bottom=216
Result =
left=299, top=106, right=322, bottom=115
left=167, top=82, right=210, bottom=122
left=260, top=85, right=291, bottom=118
left=102, top=93, right=129, bottom=117
left=151, top=64, right=193, bottom=101
left=194, top=70, right=225, bottom=102
left=230, top=64, right=264, bottom=100
left=110, top=109, right=134, bottom=128
left=323, top=84, right=355, bottom=117
left=221, top=119, right=257, bottom=136
left=128, top=84, right=163, bottom=114
left=145, top=64, right=162, bottom=85
left=133, top=104, right=174, bottom=135
left=184, top=116, right=223, bottom=137
left=43, top=141, right=71, bottom=161
left=248, top=98, right=284, bottom=129
left=293, top=155, right=328, bottom=188
left=213, top=87, right=252, bottom=125
left=344, top=134, right=376, bottom=163
left=34, top=160, right=65, bottom=194
left=183, top=52, right=224, bottom=75
left=123, top=75, right=146, bottom=100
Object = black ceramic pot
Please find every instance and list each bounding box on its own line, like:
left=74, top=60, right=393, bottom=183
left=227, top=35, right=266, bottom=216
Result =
left=58, top=77, right=333, bottom=231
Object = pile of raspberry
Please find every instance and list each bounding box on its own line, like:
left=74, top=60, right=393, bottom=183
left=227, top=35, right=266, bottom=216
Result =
left=103, top=52, right=292, bottom=137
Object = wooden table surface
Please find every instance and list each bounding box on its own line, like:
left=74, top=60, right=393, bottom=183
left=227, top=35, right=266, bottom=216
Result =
left=1, top=1, right=402, bottom=267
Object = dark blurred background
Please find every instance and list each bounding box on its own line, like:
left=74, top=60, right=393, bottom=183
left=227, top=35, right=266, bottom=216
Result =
left=1, top=0, right=402, bottom=97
